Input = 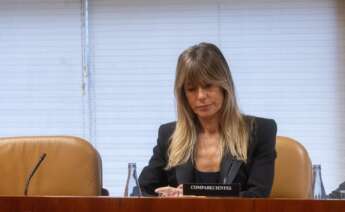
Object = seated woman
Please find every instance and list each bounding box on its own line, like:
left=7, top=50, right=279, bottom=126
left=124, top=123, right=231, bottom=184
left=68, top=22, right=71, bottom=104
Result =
left=139, top=42, right=277, bottom=197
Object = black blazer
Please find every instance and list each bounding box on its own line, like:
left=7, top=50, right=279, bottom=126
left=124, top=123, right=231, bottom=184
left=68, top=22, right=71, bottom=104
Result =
left=139, top=116, right=277, bottom=197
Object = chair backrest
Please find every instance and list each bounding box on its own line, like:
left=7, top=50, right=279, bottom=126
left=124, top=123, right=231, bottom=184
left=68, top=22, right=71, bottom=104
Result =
left=0, top=136, right=102, bottom=196
left=270, top=136, right=312, bottom=198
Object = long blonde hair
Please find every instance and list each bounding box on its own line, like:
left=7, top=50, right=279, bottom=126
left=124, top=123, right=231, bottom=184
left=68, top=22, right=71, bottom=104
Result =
left=167, top=42, right=250, bottom=169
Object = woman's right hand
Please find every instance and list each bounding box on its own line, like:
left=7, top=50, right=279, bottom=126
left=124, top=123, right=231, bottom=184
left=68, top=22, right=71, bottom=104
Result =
left=155, top=185, right=183, bottom=197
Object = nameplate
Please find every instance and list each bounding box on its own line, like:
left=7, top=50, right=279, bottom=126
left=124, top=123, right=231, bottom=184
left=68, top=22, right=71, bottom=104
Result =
left=183, top=183, right=240, bottom=197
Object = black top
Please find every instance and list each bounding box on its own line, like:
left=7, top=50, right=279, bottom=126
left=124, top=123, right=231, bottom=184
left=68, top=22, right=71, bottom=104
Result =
left=194, top=168, right=220, bottom=184
left=139, top=115, right=277, bottom=197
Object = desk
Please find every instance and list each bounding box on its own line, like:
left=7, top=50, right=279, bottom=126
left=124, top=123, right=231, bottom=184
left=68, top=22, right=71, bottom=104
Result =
left=0, top=196, right=344, bottom=212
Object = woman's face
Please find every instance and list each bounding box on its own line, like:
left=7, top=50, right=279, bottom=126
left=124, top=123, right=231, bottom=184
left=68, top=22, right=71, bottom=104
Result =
left=184, top=82, right=224, bottom=121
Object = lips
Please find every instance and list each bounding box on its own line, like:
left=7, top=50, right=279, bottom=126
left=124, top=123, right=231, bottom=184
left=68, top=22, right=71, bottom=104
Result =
left=196, top=104, right=212, bottom=110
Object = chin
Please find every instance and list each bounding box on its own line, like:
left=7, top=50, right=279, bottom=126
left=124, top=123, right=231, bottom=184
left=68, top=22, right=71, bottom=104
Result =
left=196, top=113, right=217, bottom=119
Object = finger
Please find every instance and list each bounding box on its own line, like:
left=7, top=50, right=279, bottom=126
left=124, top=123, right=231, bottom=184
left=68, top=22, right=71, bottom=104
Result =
left=155, top=186, right=171, bottom=193
left=155, top=187, right=176, bottom=197
left=178, top=188, right=183, bottom=197
left=156, top=187, right=180, bottom=197
left=166, top=191, right=178, bottom=197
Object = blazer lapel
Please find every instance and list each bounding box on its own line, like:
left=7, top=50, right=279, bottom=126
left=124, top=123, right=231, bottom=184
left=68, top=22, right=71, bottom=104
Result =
left=175, top=159, right=194, bottom=184
left=219, top=154, right=243, bottom=184
left=219, top=117, right=254, bottom=184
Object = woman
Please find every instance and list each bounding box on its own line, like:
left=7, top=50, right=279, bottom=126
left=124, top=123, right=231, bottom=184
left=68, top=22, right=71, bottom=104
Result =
left=138, top=42, right=277, bottom=197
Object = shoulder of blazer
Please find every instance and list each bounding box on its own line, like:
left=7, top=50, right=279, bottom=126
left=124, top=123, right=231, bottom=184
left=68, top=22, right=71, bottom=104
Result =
left=158, top=122, right=176, bottom=138
left=242, top=115, right=277, bottom=153
left=243, top=115, right=277, bottom=134
left=157, top=122, right=176, bottom=149
left=241, top=115, right=277, bottom=168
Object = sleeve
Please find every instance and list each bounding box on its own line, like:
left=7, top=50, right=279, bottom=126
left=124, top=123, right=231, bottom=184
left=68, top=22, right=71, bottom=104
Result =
left=138, top=125, right=169, bottom=196
left=240, top=118, right=277, bottom=197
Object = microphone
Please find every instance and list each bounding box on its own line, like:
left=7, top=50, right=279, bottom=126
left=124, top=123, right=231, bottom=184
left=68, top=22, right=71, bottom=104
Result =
left=24, top=153, right=47, bottom=196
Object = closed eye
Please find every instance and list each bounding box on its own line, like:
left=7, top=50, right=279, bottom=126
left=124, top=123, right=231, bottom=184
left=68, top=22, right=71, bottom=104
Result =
left=203, top=83, right=212, bottom=89
left=186, top=87, right=196, bottom=92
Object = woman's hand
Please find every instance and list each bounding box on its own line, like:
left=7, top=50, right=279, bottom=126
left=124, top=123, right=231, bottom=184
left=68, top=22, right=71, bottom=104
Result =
left=155, top=185, right=183, bottom=197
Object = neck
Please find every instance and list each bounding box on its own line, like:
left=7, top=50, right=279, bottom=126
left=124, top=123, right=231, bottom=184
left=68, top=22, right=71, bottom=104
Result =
left=198, top=116, right=220, bottom=134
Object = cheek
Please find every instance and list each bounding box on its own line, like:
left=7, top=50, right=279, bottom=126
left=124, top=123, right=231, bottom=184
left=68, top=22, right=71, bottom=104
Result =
left=215, top=93, right=225, bottom=109
left=185, top=93, right=195, bottom=108
left=186, top=93, right=195, bottom=102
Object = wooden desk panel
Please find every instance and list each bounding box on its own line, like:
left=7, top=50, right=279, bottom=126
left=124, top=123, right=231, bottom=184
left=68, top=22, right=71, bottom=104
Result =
left=0, top=196, right=344, bottom=212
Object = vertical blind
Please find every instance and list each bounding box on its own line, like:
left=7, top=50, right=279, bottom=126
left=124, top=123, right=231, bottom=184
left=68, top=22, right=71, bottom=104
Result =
left=89, top=0, right=345, bottom=195
left=0, top=0, right=85, bottom=137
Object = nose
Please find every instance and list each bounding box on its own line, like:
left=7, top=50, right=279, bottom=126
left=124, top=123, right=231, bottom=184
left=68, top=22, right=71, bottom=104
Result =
left=196, top=87, right=207, bottom=99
